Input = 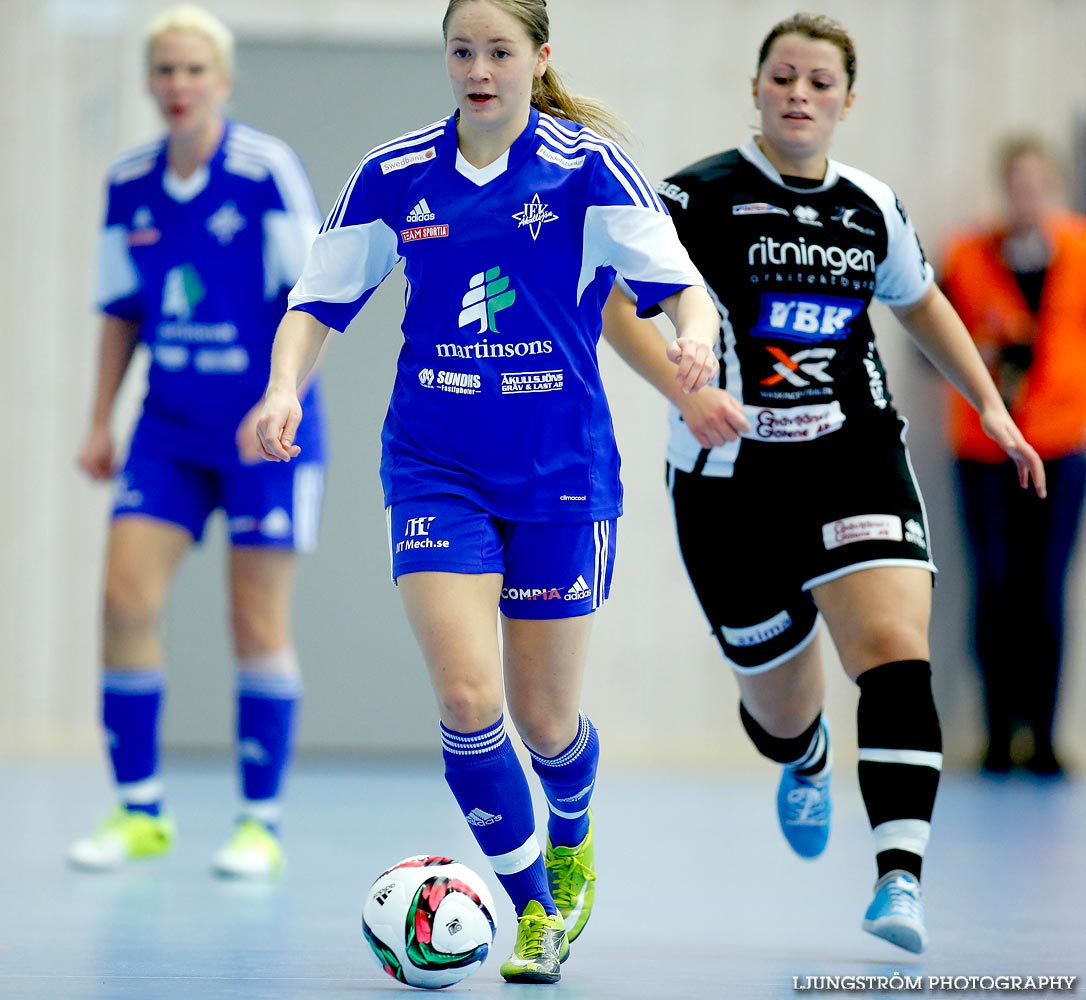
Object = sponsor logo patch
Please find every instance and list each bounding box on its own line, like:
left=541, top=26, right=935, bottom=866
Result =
left=761, top=346, right=836, bottom=387
left=395, top=514, right=451, bottom=554
left=752, top=293, right=865, bottom=342
left=822, top=514, right=903, bottom=550
left=501, top=369, right=563, bottom=394
left=419, top=368, right=482, bottom=395
left=733, top=202, right=789, bottom=217
left=380, top=147, right=436, bottom=174
left=748, top=236, right=876, bottom=276
left=721, top=610, right=792, bottom=647
left=459, top=267, right=516, bottom=334
left=400, top=224, right=449, bottom=243
left=742, top=401, right=844, bottom=442
left=537, top=145, right=586, bottom=170
left=501, top=586, right=564, bottom=601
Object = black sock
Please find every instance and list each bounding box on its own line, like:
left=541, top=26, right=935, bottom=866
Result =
left=856, top=660, right=942, bottom=881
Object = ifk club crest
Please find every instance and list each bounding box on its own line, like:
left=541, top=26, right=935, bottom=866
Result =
left=512, top=193, right=558, bottom=240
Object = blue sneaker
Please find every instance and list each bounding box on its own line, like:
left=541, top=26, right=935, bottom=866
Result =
left=862, top=870, right=928, bottom=953
left=777, top=767, right=831, bottom=858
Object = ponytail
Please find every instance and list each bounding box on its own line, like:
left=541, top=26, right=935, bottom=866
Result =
left=532, top=65, right=625, bottom=141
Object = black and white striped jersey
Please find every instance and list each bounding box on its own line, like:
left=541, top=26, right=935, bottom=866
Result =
left=657, top=137, right=933, bottom=476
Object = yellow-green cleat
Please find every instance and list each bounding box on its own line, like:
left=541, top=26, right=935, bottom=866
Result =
left=68, top=806, right=175, bottom=871
left=499, top=900, right=569, bottom=984
left=545, top=811, right=596, bottom=942
left=211, top=817, right=284, bottom=879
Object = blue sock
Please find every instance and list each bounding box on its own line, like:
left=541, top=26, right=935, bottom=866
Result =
left=441, top=717, right=554, bottom=916
left=529, top=712, right=599, bottom=847
left=236, top=656, right=302, bottom=832
left=102, top=668, right=165, bottom=816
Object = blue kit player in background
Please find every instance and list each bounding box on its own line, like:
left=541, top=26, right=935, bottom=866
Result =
left=602, top=13, right=1045, bottom=956
left=68, top=4, right=325, bottom=880
left=256, top=0, right=719, bottom=984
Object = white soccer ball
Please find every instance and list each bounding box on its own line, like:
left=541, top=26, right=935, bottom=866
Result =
left=362, top=855, right=497, bottom=989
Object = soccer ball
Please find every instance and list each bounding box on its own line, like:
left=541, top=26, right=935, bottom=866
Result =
left=362, top=855, right=497, bottom=989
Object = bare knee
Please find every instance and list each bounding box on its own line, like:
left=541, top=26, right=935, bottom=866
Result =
left=508, top=710, right=577, bottom=758
left=231, top=605, right=290, bottom=658
left=103, top=571, right=163, bottom=641
left=737, top=650, right=825, bottom=738
left=838, top=620, right=929, bottom=679
left=742, top=698, right=818, bottom=738
left=438, top=680, right=504, bottom=734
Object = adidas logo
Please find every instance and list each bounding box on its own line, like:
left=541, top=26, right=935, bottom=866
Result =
left=373, top=881, right=396, bottom=906
left=557, top=782, right=594, bottom=803
left=565, top=575, right=592, bottom=601
left=466, top=807, right=502, bottom=827
left=406, top=198, right=435, bottom=223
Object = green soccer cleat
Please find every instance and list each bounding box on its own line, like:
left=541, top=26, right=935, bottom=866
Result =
left=211, top=817, right=284, bottom=879
left=499, top=900, right=570, bottom=984
left=68, top=806, right=175, bottom=871
left=545, top=811, right=596, bottom=942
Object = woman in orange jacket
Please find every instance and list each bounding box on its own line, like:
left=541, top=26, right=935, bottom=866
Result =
left=942, top=137, right=1086, bottom=777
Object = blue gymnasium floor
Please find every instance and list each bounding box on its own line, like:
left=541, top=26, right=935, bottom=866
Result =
left=1, top=756, right=1082, bottom=999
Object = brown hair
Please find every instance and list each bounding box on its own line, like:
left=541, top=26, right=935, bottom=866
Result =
left=757, top=12, right=857, bottom=90
left=442, top=0, right=624, bottom=139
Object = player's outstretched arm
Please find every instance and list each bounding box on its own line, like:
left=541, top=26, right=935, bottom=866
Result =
left=257, top=309, right=329, bottom=463
left=656, top=285, right=720, bottom=393
left=601, top=285, right=749, bottom=447
left=893, top=283, right=1046, bottom=497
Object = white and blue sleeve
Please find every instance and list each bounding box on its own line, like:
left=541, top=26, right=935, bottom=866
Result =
left=569, top=131, right=702, bottom=314
left=288, top=158, right=401, bottom=332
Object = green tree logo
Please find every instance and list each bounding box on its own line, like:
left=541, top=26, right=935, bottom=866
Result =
left=458, top=267, right=516, bottom=335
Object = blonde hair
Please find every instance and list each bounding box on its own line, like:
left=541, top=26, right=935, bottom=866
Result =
left=757, top=12, right=857, bottom=90
left=145, top=4, right=235, bottom=76
left=442, top=0, right=624, bottom=140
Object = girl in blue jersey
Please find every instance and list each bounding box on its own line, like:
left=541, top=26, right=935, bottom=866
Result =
left=69, top=4, right=325, bottom=881
left=603, top=12, right=1045, bottom=956
left=256, top=0, right=719, bottom=983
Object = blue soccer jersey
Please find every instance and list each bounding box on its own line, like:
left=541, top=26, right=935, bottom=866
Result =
left=97, top=120, right=325, bottom=466
left=290, top=108, right=702, bottom=521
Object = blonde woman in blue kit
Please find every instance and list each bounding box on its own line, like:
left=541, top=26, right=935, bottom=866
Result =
left=69, top=4, right=325, bottom=880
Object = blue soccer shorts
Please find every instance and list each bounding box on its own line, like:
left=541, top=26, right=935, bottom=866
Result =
left=386, top=494, right=617, bottom=620
left=112, top=444, right=325, bottom=551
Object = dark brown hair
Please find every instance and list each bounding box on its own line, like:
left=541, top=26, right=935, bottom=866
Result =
left=757, top=12, right=857, bottom=90
left=442, top=0, right=623, bottom=139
